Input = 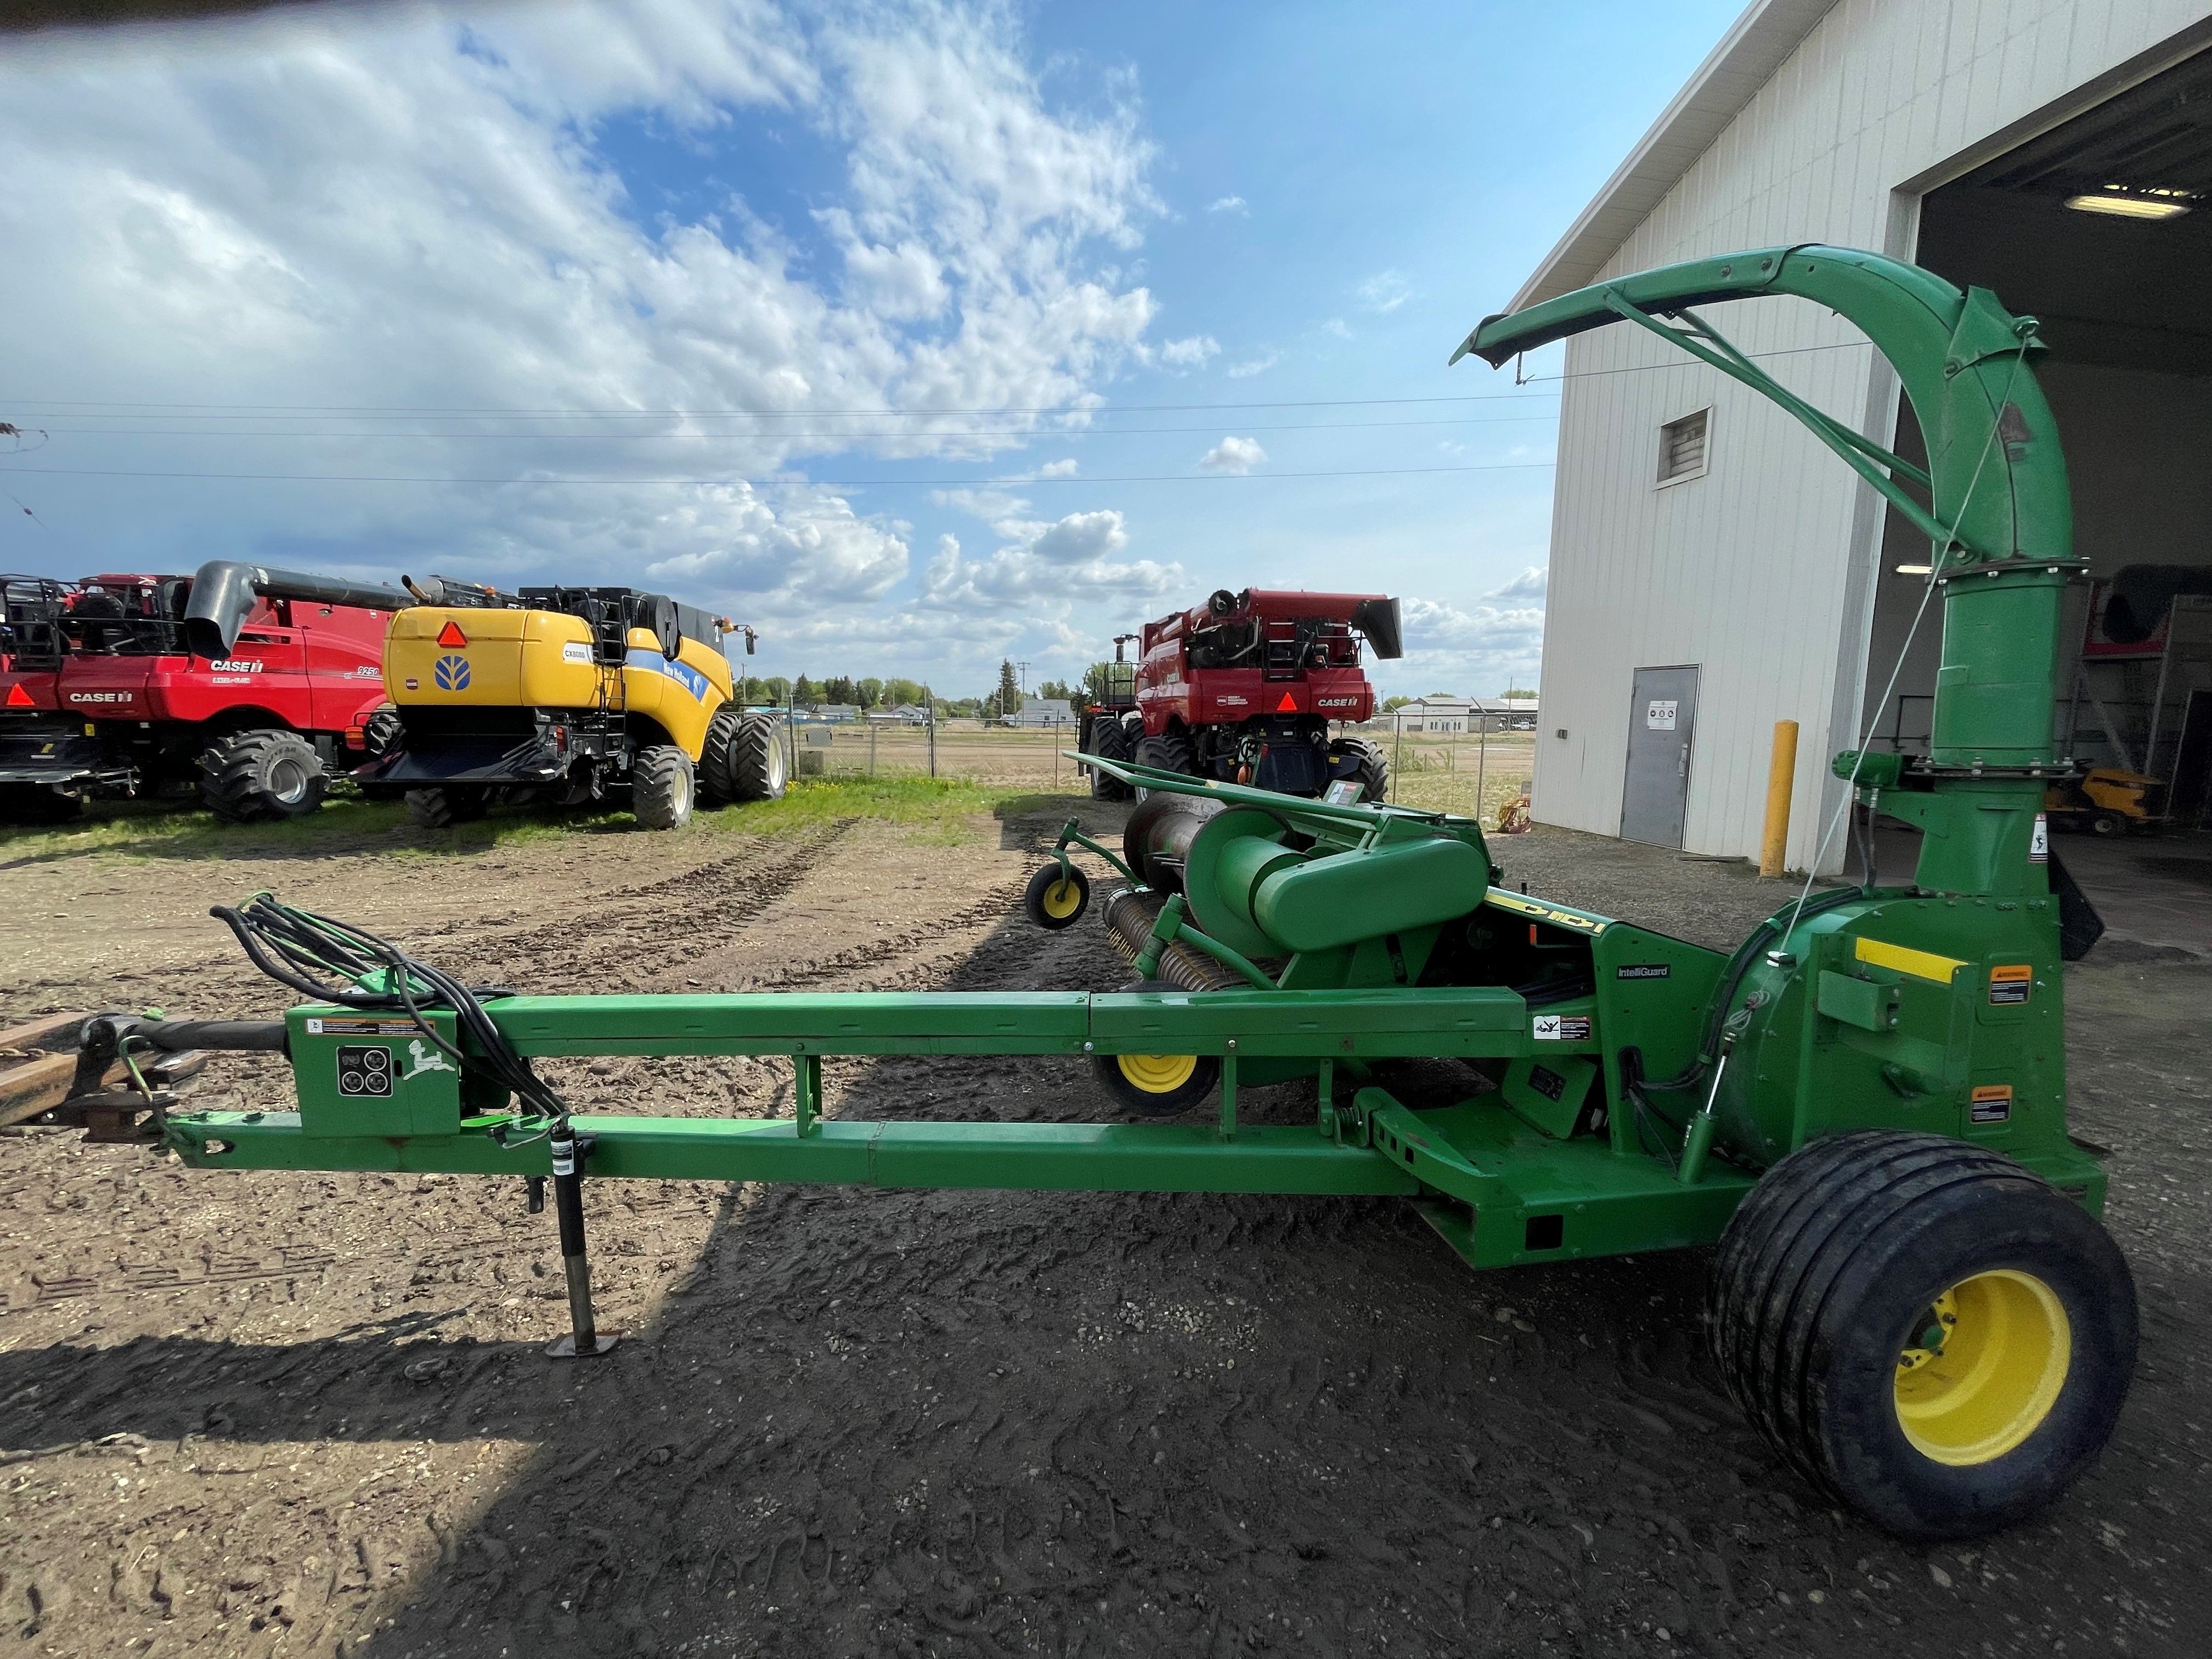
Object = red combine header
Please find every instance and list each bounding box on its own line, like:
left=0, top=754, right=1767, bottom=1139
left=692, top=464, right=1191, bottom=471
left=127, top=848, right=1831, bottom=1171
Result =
left=1080, top=587, right=1401, bottom=801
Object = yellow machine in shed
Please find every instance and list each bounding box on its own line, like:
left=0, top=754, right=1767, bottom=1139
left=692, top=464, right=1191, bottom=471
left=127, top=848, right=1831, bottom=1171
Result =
left=357, top=579, right=787, bottom=830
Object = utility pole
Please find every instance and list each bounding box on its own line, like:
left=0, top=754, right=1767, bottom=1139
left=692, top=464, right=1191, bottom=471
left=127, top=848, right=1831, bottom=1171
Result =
left=1016, top=661, right=1032, bottom=696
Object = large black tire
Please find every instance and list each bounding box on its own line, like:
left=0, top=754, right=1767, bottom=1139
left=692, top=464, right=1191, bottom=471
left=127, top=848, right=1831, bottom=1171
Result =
left=405, top=786, right=487, bottom=830
left=1132, top=727, right=1196, bottom=798
left=1329, top=736, right=1390, bottom=802
left=697, top=706, right=744, bottom=808
left=201, top=729, right=326, bottom=823
left=0, top=783, right=82, bottom=825
left=725, top=713, right=788, bottom=802
left=630, top=744, right=695, bottom=830
left=1092, top=981, right=1220, bottom=1116
left=1087, top=709, right=1135, bottom=800
left=1709, top=1130, right=2136, bottom=1541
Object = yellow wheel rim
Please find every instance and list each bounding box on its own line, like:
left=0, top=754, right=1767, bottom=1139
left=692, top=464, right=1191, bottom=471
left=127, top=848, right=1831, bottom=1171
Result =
left=1117, top=1052, right=1197, bottom=1093
left=1894, top=1269, right=2072, bottom=1466
left=1041, top=879, right=1083, bottom=920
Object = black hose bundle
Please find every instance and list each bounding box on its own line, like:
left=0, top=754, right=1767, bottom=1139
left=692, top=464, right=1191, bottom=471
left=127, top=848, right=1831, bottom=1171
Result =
left=211, top=891, right=563, bottom=1143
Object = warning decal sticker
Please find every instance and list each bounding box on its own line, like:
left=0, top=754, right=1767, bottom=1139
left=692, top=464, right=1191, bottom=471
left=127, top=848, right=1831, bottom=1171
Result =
left=1970, top=1085, right=2013, bottom=1125
left=2030, top=812, right=2049, bottom=865
left=305, top=1017, right=418, bottom=1036
left=1528, top=1064, right=1567, bottom=1102
left=1532, top=1014, right=1592, bottom=1042
left=1989, top=964, right=2033, bottom=1006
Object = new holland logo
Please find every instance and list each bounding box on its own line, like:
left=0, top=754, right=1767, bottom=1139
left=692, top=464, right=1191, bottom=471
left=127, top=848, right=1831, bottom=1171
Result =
left=433, top=654, right=472, bottom=691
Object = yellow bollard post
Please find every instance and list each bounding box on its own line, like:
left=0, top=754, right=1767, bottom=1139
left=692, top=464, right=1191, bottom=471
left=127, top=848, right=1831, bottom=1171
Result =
left=1759, top=719, right=1800, bottom=877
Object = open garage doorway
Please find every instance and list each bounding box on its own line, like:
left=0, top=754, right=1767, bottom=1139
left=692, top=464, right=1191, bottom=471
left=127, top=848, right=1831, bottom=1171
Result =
left=1861, top=44, right=2212, bottom=845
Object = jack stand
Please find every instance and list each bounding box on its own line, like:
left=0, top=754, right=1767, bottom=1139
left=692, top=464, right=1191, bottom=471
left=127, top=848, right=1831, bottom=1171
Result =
left=545, top=1127, right=619, bottom=1359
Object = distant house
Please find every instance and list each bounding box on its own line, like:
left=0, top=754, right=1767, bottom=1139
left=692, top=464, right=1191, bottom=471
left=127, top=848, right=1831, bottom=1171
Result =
left=812, top=703, right=860, bottom=724
left=1400, top=697, right=1476, bottom=734
left=1390, top=696, right=1539, bottom=735
left=1007, top=697, right=1075, bottom=727
left=883, top=703, right=931, bottom=725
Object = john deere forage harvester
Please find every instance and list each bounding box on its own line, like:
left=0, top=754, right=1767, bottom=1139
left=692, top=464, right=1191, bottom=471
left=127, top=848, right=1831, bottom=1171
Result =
left=54, top=247, right=2132, bottom=1541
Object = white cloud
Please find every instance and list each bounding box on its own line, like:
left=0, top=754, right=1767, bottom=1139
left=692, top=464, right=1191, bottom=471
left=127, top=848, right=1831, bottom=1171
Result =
left=1206, top=194, right=1248, bottom=214
left=637, top=483, right=908, bottom=606
left=1395, top=568, right=1549, bottom=689
left=0, top=1, right=1162, bottom=641
left=1035, top=458, right=1079, bottom=478
left=1224, top=351, right=1280, bottom=379
left=1357, top=270, right=1411, bottom=313
left=920, top=510, right=1181, bottom=610
left=1158, top=334, right=1220, bottom=369
left=1199, top=435, right=1266, bottom=474
left=1323, top=317, right=1352, bottom=338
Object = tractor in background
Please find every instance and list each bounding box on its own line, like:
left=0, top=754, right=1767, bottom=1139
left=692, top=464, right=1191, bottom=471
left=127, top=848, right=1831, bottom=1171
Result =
left=356, top=577, right=783, bottom=831
left=0, top=561, right=410, bottom=825
left=1081, top=588, right=1400, bottom=803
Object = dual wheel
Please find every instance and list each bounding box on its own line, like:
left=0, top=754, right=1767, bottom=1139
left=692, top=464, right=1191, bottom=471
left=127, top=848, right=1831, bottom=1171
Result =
left=1711, top=1130, right=2136, bottom=1539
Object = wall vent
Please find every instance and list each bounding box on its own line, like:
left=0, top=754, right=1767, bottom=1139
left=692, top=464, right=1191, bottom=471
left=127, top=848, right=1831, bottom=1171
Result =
left=1656, top=408, right=1710, bottom=486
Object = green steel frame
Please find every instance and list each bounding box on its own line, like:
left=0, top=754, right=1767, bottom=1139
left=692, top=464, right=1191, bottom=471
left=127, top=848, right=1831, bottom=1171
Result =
left=132, top=245, right=2104, bottom=1376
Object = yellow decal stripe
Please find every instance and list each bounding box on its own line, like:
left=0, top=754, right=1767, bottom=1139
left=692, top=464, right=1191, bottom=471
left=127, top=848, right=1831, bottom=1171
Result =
left=1855, top=935, right=1966, bottom=984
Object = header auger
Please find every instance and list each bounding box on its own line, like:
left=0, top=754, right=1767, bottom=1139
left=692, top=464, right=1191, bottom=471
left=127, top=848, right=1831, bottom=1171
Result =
left=47, top=249, right=2134, bottom=1543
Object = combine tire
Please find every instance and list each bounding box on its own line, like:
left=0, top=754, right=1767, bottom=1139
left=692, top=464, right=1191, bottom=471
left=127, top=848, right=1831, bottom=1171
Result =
left=1329, top=737, right=1390, bottom=802
left=1088, top=711, right=1135, bottom=800
left=1023, top=861, right=1091, bottom=929
left=1092, top=981, right=1220, bottom=1116
left=201, top=729, right=326, bottom=823
left=1709, top=1130, right=2136, bottom=1541
left=631, top=744, right=696, bottom=830
left=727, top=713, right=788, bottom=802
left=0, top=784, right=82, bottom=825
left=1132, top=727, right=1196, bottom=798
left=405, top=786, right=487, bottom=830
left=697, top=706, right=744, bottom=808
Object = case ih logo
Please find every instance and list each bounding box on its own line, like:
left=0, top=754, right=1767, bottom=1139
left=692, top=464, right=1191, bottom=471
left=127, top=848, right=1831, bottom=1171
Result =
left=68, top=692, right=133, bottom=704
left=208, top=659, right=263, bottom=673
left=433, top=654, right=472, bottom=691
left=1316, top=697, right=1359, bottom=708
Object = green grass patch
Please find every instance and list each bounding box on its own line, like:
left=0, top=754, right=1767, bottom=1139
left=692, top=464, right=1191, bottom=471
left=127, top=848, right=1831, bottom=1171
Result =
left=0, top=794, right=415, bottom=866
left=0, top=774, right=1038, bottom=866
left=700, top=774, right=1021, bottom=842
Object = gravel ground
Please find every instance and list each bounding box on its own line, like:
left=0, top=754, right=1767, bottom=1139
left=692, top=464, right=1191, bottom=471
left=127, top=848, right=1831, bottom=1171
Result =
left=2, top=803, right=2207, bottom=1659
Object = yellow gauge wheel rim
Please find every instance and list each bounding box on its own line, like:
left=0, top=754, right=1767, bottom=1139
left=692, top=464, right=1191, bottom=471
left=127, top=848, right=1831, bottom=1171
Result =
left=1894, top=1269, right=2072, bottom=1466
left=1117, top=1052, right=1198, bottom=1093
left=1041, top=878, right=1084, bottom=920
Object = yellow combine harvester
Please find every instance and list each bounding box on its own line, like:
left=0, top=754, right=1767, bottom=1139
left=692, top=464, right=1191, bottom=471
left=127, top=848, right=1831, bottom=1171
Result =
left=356, top=579, right=786, bottom=830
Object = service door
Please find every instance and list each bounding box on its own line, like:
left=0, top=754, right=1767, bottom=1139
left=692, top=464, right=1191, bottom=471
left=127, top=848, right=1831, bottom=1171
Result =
left=1620, top=665, right=1700, bottom=847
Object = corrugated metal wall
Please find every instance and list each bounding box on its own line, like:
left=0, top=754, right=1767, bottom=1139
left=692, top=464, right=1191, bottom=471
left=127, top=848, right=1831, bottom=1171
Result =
left=1538, top=0, right=2210, bottom=871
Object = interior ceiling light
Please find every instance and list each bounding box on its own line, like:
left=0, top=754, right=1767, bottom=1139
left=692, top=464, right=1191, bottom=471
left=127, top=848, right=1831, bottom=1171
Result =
left=2063, top=187, right=2193, bottom=219
left=1894, top=563, right=1933, bottom=575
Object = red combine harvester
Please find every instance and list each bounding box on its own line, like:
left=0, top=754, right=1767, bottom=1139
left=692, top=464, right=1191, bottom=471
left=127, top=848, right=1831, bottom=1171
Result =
left=1080, top=588, right=1401, bottom=802
left=0, top=561, right=410, bottom=825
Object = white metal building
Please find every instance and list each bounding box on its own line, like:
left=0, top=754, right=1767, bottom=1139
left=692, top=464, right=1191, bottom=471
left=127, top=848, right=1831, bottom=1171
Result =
left=1514, top=0, right=2212, bottom=867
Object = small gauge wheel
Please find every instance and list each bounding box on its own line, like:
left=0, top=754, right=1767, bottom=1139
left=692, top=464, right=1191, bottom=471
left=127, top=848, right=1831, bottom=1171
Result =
left=1023, top=862, right=1091, bottom=929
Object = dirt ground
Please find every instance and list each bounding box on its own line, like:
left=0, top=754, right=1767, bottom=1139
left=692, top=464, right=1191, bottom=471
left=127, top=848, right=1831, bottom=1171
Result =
left=3, top=798, right=2209, bottom=1659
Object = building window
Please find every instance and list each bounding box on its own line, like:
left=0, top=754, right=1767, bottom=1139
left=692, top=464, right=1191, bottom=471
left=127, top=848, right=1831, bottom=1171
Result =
left=1655, top=408, right=1710, bottom=487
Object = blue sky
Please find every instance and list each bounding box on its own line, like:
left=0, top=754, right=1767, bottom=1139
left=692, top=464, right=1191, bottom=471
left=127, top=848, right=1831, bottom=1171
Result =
left=0, top=0, right=1743, bottom=699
